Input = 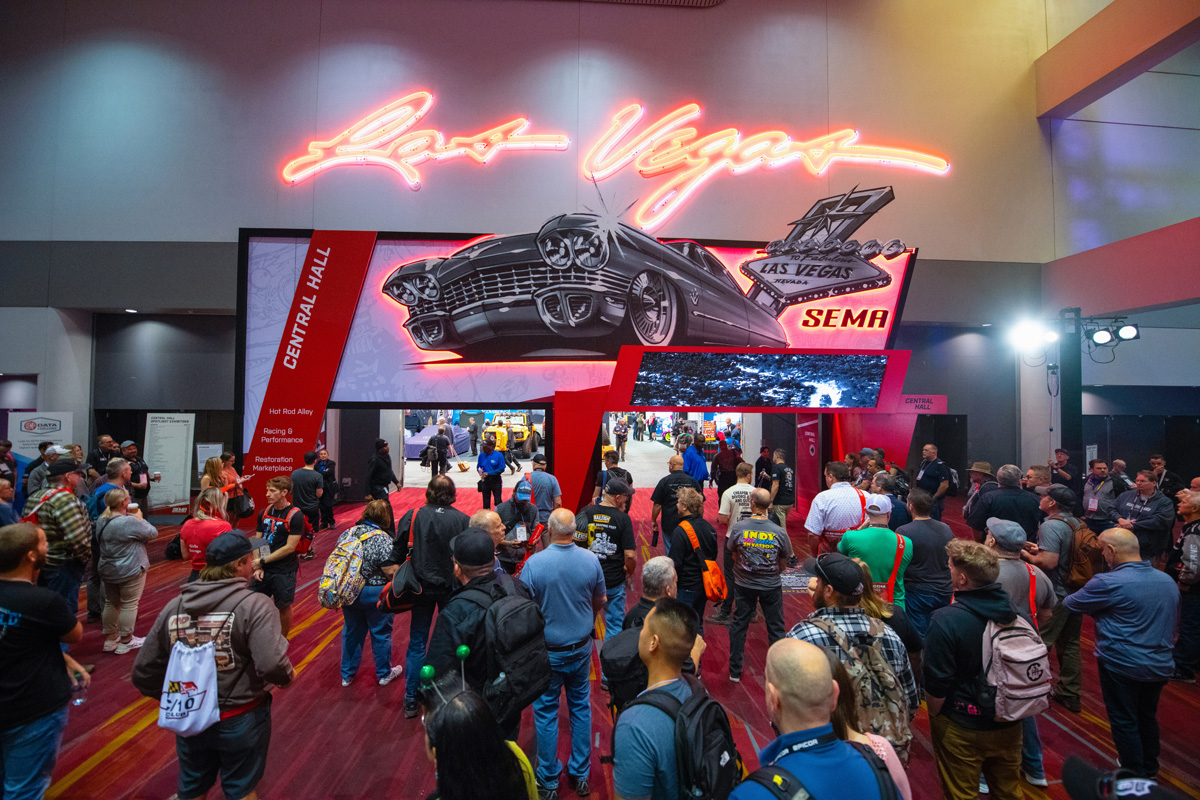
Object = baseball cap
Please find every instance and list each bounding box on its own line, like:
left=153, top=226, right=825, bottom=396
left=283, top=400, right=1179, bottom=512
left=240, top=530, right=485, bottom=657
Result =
left=374, top=438, right=388, bottom=451
left=803, top=553, right=864, bottom=596
left=604, top=477, right=634, bottom=498
left=859, top=447, right=875, bottom=456
left=205, top=532, right=253, bottom=566
left=1062, top=755, right=1185, bottom=800
left=450, top=528, right=496, bottom=568
left=48, top=445, right=72, bottom=456
left=48, top=461, right=83, bottom=477
left=865, top=494, right=892, bottom=515
left=986, top=517, right=1027, bottom=552
left=120, top=440, right=136, bottom=448
left=1047, top=484, right=1076, bottom=510
left=531, top=453, right=547, bottom=464
left=513, top=481, right=532, bottom=501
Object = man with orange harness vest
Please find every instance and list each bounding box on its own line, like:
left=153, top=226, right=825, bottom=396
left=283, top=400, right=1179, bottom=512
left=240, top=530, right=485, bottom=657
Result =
left=837, top=495, right=913, bottom=610
left=804, top=461, right=868, bottom=557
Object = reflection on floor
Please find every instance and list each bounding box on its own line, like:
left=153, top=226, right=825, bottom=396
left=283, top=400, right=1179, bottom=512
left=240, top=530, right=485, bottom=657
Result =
left=50, top=493, right=1200, bottom=800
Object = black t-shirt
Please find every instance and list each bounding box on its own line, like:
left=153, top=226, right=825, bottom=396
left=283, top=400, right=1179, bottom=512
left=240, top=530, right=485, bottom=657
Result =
left=127, top=457, right=151, bottom=499
left=393, top=505, right=472, bottom=594
left=0, top=581, right=76, bottom=732
left=89, top=447, right=117, bottom=476
left=754, top=457, right=773, bottom=489
left=258, top=504, right=304, bottom=573
left=771, top=462, right=796, bottom=505
left=574, top=504, right=636, bottom=588
left=429, top=434, right=451, bottom=457
left=290, top=468, right=324, bottom=510
left=669, top=515, right=718, bottom=592
left=916, top=459, right=950, bottom=494
left=650, top=471, right=702, bottom=539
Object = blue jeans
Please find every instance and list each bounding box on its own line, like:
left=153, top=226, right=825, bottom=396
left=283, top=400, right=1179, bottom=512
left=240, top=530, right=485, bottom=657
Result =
left=1173, top=591, right=1200, bottom=678
left=341, top=585, right=395, bottom=681
left=1021, top=715, right=1044, bottom=779
left=0, top=705, right=69, bottom=800
left=905, top=588, right=952, bottom=640
left=404, top=595, right=445, bottom=703
left=604, top=583, right=626, bottom=639
left=39, top=560, right=85, bottom=652
left=533, top=645, right=592, bottom=787
left=675, top=587, right=707, bottom=636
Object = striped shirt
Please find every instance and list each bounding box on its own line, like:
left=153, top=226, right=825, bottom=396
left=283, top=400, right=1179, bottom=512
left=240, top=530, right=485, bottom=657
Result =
left=23, top=488, right=92, bottom=566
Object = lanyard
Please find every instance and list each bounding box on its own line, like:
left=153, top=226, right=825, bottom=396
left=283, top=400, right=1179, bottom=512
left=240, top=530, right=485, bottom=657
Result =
left=771, top=731, right=840, bottom=761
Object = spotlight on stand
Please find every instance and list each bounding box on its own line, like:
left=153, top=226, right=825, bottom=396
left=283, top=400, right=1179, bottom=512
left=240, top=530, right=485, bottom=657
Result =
left=1091, top=328, right=1114, bottom=345
left=1009, top=320, right=1053, bottom=353
left=1117, top=324, right=1140, bottom=341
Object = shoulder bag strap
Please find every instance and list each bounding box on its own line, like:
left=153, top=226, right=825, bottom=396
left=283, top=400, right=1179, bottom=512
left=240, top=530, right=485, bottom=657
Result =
left=847, top=740, right=902, bottom=800
left=885, top=533, right=906, bottom=602
left=680, top=520, right=701, bottom=553
left=856, top=488, right=868, bottom=525
left=21, top=488, right=70, bottom=523
left=746, top=765, right=814, bottom=800
left=216, top=592, right=257, bottom=709
left=805, top=616, right=854, bottom=657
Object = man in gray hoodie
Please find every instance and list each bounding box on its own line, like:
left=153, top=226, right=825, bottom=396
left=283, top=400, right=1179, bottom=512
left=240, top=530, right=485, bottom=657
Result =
left=133, top=532, right=293, bottom=800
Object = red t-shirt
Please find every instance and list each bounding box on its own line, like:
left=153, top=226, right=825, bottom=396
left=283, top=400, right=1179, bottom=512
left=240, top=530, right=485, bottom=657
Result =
left=181, top=517, right=234, bottom=571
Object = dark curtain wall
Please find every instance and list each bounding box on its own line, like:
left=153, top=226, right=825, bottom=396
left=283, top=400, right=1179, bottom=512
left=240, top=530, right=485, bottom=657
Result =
left=1081, top=415, right=1200, bottom=485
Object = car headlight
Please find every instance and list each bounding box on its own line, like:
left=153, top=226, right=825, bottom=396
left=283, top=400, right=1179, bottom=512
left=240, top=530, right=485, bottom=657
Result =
left=570, top=229, right=609, bottom=270
left=539, top=232, right=573, bottom=268
left=405, top=274, right=440, bottom=301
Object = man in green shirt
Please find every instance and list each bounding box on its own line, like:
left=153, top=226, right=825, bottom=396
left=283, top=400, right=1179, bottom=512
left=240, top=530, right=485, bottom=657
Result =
left=839, top=494, right=913, bottom=608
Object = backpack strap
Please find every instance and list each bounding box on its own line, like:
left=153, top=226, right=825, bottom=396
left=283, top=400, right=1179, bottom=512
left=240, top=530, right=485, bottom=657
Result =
left=745, top=765, right=814, bottom=800
left=20, top=488, right=71, bottom=524
left=680, top=520, right=702, bottom=554
left=804, top=616, right=855, bottom=657
left=623, top=683, right=684, bottom=720
left=847, top=740, right=903, bottom=800
left=1025, top=563, right=1039, bottom=633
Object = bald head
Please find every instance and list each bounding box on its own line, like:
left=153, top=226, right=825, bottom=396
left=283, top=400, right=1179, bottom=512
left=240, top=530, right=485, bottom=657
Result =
left=764, top=639, right=836, bottom=733
left=668, top=455, right=684, bottom=472
left=750, top=488, right=772, bottom=513
left=469, top=509, right=504, bottom=545
left=547, top=508, right=576, bottom=542
left=1099, top=527, right=1141, bottom=564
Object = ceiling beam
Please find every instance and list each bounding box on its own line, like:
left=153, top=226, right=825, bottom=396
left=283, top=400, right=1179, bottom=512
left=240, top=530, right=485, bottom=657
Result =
left=1036, top=0, right=1200, bottom=120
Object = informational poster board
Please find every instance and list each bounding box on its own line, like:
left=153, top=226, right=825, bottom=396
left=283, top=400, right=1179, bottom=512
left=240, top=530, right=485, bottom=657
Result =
left=144, top=413, right=195, bottom=514
left=7, top=413, right=73, bottom=499
left=196, top=443, right=224, bottom=476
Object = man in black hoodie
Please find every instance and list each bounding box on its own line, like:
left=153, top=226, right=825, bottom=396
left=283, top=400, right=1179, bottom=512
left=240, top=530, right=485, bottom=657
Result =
left=924, top=538, right=1022, bottom=800
left=365, top=439, right=398, bottom=501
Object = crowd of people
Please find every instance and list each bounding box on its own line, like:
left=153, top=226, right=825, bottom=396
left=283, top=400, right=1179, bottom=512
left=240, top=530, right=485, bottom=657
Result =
left=1, top=430, right=1196, bottom=800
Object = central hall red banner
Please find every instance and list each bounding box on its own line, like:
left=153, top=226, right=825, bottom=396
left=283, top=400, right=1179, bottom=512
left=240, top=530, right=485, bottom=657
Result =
left=243, top=231, right=377, bottom=512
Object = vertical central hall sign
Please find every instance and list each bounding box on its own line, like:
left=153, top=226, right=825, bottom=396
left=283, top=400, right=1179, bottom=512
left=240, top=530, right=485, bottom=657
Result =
left=242, top=231, right=377, bottom=508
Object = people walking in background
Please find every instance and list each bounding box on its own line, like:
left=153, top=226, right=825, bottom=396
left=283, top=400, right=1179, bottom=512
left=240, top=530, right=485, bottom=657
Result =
left=366, top=439, right=399, bottom=501
left=289, top=451, right=324, bottom=558
left=315, top=448, right=337, bottom=530
left=668, top=486, right=717, bottom=637
left=478, top=437, right=507, bottom=510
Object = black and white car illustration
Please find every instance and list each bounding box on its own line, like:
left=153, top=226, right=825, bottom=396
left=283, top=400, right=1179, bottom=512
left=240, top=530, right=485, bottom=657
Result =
left=383, top=213, right=788, bottom=359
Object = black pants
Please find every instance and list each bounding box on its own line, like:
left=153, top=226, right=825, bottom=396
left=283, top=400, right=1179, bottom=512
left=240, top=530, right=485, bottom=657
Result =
left=368, top=485, right=390, bottom=501
left=319, top=490, right=335, bottom=528
left=299, top=505, right=320, bottom=541
left=1097, top=660, right=1167, bottom=777
left=470, top=436, right=478, bottom=456
left=480, top=474, right=503, bottom=509
left=728, top=584, right=786, bottom=676
left=720, top=541, right=736, bottom=614
left=433, top=454, right=450, bottom=476
left=504, top=450, right=521, bottom=471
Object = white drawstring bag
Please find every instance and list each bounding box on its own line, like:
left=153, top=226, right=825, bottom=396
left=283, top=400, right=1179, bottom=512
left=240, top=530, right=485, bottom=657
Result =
left=157, top=595, right=250, bottom=737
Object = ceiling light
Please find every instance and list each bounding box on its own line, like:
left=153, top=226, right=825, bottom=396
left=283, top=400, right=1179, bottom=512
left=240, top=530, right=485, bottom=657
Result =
left=125, top=309, right=137, bottom=314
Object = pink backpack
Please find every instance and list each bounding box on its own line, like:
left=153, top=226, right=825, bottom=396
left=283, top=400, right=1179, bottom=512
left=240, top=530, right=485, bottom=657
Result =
left=981, top=615, right=1051, bottom=722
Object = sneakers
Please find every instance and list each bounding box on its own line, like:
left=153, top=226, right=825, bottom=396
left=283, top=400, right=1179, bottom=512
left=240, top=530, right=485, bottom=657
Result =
left=979, top=776, right=990, bottom=794
left=378, top=665, right=404, bottom=686
left=299, top=551, right=316, bottom=561
left=114, top=636, right=146, bottom=655
left=1022, top=771, right=1049, bottom=788
left=566, top=775, right=590, bottom=797
left=729, top=673, right=741, bottom=684
left=102, top=639, right=119, bottom=653
left=1052, top=691, right=1082, bottom=713
left=341, top=678, right=352, bottom=687
left=403, top=699, right=420, bottom=719
left=705, top=609, right=731, bottom=626
left=1170, top=669, right=1196, bottom=684
left=536, top=785, right=558, bottom=800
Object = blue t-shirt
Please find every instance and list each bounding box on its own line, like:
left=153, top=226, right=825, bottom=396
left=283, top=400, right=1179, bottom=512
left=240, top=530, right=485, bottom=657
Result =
left=530, top=470, right=561, bottom=523
left=614, top=679, right=692, bottom=800
left=477, top=450, right=506, bottom=476
left=683, top=446, right=708, bottom=483
left=729, top=724, right=885, bottom=800
left=519, top=542, right=606, bottom=647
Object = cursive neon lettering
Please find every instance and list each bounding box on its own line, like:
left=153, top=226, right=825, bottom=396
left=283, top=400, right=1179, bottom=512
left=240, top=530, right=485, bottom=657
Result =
left=583, top=103, right=949, bottom=231
left=282, top=91, right=570, bottom=187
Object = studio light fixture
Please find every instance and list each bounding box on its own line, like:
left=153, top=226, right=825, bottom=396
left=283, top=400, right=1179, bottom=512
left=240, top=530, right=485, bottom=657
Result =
left=1117, top=324, right=1140, bottom=340
left=1091, top=328, right=1113, bottom=345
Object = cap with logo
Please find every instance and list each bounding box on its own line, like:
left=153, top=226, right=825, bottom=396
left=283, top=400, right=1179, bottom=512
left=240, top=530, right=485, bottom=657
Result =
left=513, top=481, right=532, bottom=502
left=531, top=453, right=547, bottom=464
left=803, top=552, right=864, bottom=596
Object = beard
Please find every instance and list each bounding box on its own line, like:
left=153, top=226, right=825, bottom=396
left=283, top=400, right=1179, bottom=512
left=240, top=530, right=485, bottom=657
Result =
left=812, top=583, right=828, bottom=610
left=33, top=551, right=47, bottom=572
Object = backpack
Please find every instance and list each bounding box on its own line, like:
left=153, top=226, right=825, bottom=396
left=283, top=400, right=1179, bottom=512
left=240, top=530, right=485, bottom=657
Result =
left=962, top=480, right=998, bottom=518
left=263, top=506, right=314, bottom=555
left=620, top=673, right=745, bottom=799
left=680, top=520, right=727, bottom=602
left=980, top=615, right=1052, bottom=721
left=1060, top=515, right=1105, bottom=591
left=85, top=491, right=106, bottom=521
left=599, top=627, right=649, bottom=715
left=805, top=616, right=912, bottom=760
left=317, top=523, right=379, bottom=609
left=745, top=740, right=901, bottom=800
left=459, top=578, right=552, bottom=723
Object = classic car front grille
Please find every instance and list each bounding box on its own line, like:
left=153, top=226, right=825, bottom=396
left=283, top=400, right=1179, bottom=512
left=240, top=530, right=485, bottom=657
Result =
left=441, top=264, right=627, bottom=311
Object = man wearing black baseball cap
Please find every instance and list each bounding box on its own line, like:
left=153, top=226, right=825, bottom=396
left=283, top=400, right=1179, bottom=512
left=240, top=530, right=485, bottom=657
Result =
left=23, top=460, right=91, bottom=621
left=133, top=532, right=293, bottom=800
left=425, top=527, right=527, bottom=735
left=575, top=476, right=637, bottom=639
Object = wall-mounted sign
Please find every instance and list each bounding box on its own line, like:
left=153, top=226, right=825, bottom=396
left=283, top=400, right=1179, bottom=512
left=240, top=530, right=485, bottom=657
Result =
left=899, top=394, right=948, bottom=414
left=281, top=90, right=949, bottom=232
left=7, top=412, right=73, bottom=477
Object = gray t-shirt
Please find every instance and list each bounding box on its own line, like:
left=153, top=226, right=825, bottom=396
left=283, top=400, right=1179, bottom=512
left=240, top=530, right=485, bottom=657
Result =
left=289, top=468, right=324, bottom=510
left=1037, top=517, right=1074, bottom=597
left=728, top=516, right=793, bottom=590
left=996, top=556, right=1055, bottom=628
left=897, top=518, right=954, bottom=594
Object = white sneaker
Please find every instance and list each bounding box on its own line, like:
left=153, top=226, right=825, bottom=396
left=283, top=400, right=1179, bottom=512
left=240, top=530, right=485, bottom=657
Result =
left=1023, top=772, right=1049, bottom=788
left=115, top=636, right=146, bottom=654
left=102, top=639, right=119, bottom=653
left=979, top=776, right=990, bottom=794
left=378, top=665, right=404, bottom=686
left=341, top=678, right=352, bottom=687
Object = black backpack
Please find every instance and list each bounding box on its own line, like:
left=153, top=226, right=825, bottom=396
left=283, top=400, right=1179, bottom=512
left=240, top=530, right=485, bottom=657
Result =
left=745, top=741, right=901, bottom=800
left=620, top=673, right=744, bottom=799
left=460, top=578, right=552, bottom=723
left=599, top=627, right=649, bottom=715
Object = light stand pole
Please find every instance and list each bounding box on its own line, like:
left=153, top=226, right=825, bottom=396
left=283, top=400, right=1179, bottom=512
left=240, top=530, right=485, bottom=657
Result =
left=1059, top=307, right=1083, bottom=466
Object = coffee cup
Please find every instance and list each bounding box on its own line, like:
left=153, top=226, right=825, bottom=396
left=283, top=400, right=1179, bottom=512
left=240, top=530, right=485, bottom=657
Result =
left=153, top=472, right=161, bottom=479
left=128, top=503, right=139, bottom=511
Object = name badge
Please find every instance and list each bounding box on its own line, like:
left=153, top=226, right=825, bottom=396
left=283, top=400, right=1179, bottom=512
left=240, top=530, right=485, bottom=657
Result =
left=515, top=524, right=528, bottom=542
left=1087, top=497, right=1099, bottom=512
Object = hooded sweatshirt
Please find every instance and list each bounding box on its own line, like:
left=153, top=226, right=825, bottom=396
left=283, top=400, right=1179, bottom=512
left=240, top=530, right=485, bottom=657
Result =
left=922, top=583, right=1019, bottom=731
left=132, top=577, right=292, bottom=711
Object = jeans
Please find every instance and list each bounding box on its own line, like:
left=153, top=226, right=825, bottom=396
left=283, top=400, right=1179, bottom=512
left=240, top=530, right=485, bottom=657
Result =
left=720, top=539, right=736, bottom=614
left=728, top=584, right=786, bottom=676
left=930, top=714, right=1022, bottom=800
left=102, top=569, right=148, bottom=639
left=0, top=705, right=69, bottom=800
left=39, top=559, right=85, bottom=651
left=675, top=587, right=707, bottom=636
left=1021, top=715, right=1044, bottom=779
left=533, top=645, right=592, bottom=787
left=604, top=583, right=626, bottom=639
left=341, top=584, right=395, bottom=681
left=404, top=595, right=445, bottom=703
left=1040, top=597, right=1083, bottom=702
left=905, top=588, right=952, bottom=640
left=1097, top=660, right=1167, bottom=777
left=930, top=496, right=945, bottom=521
left=1173, top=591, right=1200, bottom=678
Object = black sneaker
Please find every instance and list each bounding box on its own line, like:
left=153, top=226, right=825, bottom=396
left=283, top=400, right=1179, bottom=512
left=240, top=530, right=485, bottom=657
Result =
left=1170, top=669, right=1196, bottom=684
left=566, top=775, right=590, bottom=797
left=403, top=699, right=420, bottom=719
left=705, top=610, right=731, bottom=626
left=537, top=784, right=559, bottom=800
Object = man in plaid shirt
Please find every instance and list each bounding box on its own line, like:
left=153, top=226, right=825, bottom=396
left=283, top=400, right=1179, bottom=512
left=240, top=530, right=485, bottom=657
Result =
left=787, top=552, right=920, bottom=715
left=23, top=461, right=93, bottom=620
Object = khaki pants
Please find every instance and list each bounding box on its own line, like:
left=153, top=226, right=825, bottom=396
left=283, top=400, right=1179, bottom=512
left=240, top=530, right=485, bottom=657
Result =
left=1040, top=597, right=1083, bottom=702
left=769, top=504, right=792, bottom=536
left=930, top=713, right=1022, bottom=800
left=102, top=570, right=147, bottom=639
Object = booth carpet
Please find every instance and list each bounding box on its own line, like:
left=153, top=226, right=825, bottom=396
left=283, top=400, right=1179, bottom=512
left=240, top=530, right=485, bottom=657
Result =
left=49, top=492, right=1200, bottom=800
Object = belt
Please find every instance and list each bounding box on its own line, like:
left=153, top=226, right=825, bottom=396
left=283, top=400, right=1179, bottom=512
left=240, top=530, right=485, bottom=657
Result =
left=547, top=636, right=591, bottom=653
